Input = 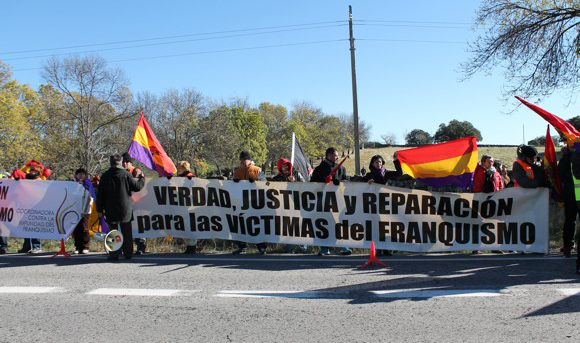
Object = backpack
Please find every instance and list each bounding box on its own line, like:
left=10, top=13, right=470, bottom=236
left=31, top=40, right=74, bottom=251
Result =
left=482, top=172, right=495, bottom=193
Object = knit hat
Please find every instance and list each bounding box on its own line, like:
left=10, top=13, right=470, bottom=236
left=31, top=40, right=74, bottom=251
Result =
left=122, top=152, right=134, bottom=164
left=239, top=150, right=252, bottom=160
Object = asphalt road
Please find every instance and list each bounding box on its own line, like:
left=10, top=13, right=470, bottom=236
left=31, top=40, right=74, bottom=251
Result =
left=0, top=252, right=579, bottom=343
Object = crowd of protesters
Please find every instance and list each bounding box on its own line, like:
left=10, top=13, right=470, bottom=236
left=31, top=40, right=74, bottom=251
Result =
left=0, top=144, right=578, bottom=275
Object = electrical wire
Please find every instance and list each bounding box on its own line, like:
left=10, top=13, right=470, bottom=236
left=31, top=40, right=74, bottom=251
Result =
left=0, top=21, right=346, bottom=55
left=12, top=39, right=347, bottom=72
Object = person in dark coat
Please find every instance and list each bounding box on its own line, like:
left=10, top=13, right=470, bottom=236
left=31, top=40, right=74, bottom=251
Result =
left=362, top=153, right=402, bottom=185
left=362, top=153, right=402, bottom=256
left=122, top=153, right=147, bottom=255
left=310, top=147, right=350, bottom=256
left=558, top=146, right=577, bottom=258
left=96, top=154, right=145, bottom=260
left=310, top=148, right=348, bottom=185
left=512, top=145, right=547, bottom=188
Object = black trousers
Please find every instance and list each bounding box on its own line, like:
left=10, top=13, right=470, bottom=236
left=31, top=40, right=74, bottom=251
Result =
left=562, top=201, right=579, bottom=249
left=106, top=221, right=134, bottom=258
left=73, top=215, right=90, bottom=251
left=21, top=238, right=41, bottom=251
left=236, top=241, right=266, bottom=251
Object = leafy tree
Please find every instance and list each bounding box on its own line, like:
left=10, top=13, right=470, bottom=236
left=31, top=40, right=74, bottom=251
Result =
left=41, top=54, right=135, bottom=174
left=259, top=102, right=291, bottom=170
left=229, top=107, right=268, bottom=166
left=0, top=61, right=44, bottom=171
left=528, top=135, right=561, bottom=146
left=463, top=0, right=580, bottom=100
left=405, top=129, right=432, bottom=145
left=433, top=120, right=483, bottom=143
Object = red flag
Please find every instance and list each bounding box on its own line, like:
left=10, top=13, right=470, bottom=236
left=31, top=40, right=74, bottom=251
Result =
left=515, top=96, right=580, bottom=146
left=544, top=126, right=563, bottom=205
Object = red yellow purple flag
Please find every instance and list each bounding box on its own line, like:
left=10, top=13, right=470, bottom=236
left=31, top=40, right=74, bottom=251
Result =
left=544, top=126, right=563, bottom=204
left=128, top=112, right=176, bottom=177
left=515, top=96, right=580, bottom=147
left=397, top=136, right=478, bottom=189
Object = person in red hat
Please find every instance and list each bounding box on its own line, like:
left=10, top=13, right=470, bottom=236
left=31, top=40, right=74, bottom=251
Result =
left=272, top=158, right=308, bottom=254
left=10, top=160, right=51, bottom=253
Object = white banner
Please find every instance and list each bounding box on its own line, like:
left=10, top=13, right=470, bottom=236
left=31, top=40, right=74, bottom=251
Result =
left=132, top=178, right=550, bottom=253
left=0, top=179, right=86, bottom=240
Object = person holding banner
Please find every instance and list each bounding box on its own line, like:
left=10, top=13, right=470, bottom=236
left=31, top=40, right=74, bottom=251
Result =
left=122, top=153, right=147, bottom=255
left=512, top=145, right=547, bottom=188
left=72, top=168, right=92, bottom=254
left=363, top=153, right=402, bottom=185
left=177, top=161, right=198, bottom=254
left=232, top=150, right=268, bottom=255
left=97, top=154, right=145, bottom=260
left=12, top=162, right=49, bottom=254
left=311, top=147, right=351, bottom=256
left=272, top=158, right=308, bottom=254
left=362, top=153, right=402, bottom=256
left=471, top=155, right=505, bottom=254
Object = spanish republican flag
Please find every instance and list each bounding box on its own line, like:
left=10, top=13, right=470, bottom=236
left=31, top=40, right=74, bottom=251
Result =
left=397, top=136, right=478, bottom=189
left=516, top=96, right=580, bottom=147
left=128, top=112, right=176, bottom=177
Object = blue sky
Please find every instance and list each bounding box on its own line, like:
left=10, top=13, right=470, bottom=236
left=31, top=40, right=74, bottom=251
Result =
left=2, top=0, right=578, bottom=145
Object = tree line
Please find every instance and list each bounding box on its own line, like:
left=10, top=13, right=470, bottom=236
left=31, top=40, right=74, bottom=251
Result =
left=0, top=55, right=371, bottom=179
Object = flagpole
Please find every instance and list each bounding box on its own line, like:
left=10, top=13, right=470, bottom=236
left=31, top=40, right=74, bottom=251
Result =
left=290, top=132, right=296, bottom=175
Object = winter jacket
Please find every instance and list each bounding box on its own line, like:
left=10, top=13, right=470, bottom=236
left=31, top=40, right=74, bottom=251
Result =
left=310, top=159, right=348, bottom=183
left=271, top=158, right=303, bottom=182
left=362, top=160, right=402, bottom=185
left=96, top=166, right=145, bottom=223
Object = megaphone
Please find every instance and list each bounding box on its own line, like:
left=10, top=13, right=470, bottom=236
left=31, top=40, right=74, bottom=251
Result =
left=94, top=230, right=124, bottom=252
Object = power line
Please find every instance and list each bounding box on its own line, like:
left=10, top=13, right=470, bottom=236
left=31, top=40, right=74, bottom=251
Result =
left=2, top=24, right=346, bottom=62
left=354, top=23, right=473, bottom=30
left=0, top=21, right=346, bottom=55
left=358, top=38, right=465, bottom=44
left=354, top=19, right=472, bottom=25
left=12, top=39, right=347, bottom=72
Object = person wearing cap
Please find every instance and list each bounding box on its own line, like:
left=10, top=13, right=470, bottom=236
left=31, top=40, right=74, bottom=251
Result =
left=232, top=150, right=268, bottom=255
left=512, top=144, right=547, bottom=188
left=97, top=154, right=145, bottom=260
left=176, top=161, right=198, bottom=254
left=122, top=152, right=147, bottom=255
left=272, top=158, right=308, bottom=253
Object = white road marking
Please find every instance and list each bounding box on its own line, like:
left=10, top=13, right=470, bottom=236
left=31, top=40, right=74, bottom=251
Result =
left=0, top=286, right=64, bottom=294
left=86, top=288, right=189, bottom=296
left=216, top=290, right=348, bottom=298
left=558, top=288, right=580, bottom=296
left=371, top=289, right=503, bottom=298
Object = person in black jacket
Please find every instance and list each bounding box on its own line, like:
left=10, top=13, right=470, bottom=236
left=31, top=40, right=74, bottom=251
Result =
left=512, top=145, right=547, bottom=188
left=311, top=147, right=350, bottom=256
left=558, top=146, right=577, bottom=258
left=362, top=153, right=402, bottom=256
left=97, top=154, right=145, bottom=260
left=363, top=153, right=402, bottom=185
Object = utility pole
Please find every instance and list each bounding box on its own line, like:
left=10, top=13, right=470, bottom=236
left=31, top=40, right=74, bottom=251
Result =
left=349, top=5, right=361, bottom=175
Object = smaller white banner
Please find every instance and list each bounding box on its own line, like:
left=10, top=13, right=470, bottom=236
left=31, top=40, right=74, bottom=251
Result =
left=0, top=179, right=86, bottom=240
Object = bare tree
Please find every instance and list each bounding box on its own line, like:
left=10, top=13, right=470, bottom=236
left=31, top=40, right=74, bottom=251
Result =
left=41, top=54, right=135, bottom=173
left=463, top=0, right=580, bottom=101
left=380, top=133, right=397, bottom=145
